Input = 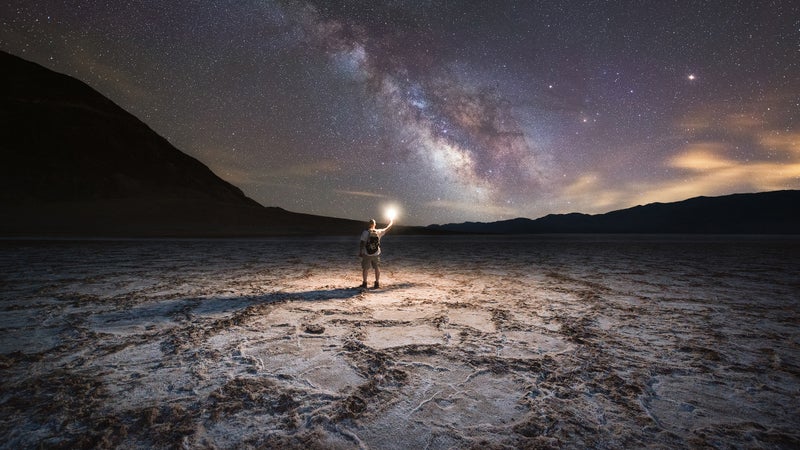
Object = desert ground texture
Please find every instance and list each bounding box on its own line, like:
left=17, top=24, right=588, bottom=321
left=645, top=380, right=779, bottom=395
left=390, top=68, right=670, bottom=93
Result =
left=1, top=235, right=799, bottom=449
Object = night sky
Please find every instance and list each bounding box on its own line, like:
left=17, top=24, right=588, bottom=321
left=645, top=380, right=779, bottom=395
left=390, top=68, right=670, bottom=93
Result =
left=3, top=1, right=798, bottom=225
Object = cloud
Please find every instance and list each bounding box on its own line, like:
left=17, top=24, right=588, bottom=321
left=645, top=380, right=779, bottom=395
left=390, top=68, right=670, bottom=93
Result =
left=334, top=189, right=388, bottom=198
left=206, top=158, right=340, bottom=187
left=668, top=143, right=738, bottom=170
left=551, top=141, right=800, bottom=216
left=726, top=114, right=765, bottom=131
left=664, top=143, right=800, bottom=193
left=662, top=94, right=800, bottom=197
left=559, top=173, right=626, bottom=212
left=612, top=94, right=800, bottom=211
left=759, top=131, right=800, bottom=156
left=675, top=111, right=766, bottom=134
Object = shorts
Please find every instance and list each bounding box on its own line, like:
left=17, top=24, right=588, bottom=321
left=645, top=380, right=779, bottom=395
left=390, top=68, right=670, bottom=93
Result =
left=361, top=255, right=380, bottom=270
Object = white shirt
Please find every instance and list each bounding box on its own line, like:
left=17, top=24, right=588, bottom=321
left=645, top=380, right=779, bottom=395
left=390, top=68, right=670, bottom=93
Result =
left=360, top=227, right=388, bottom=256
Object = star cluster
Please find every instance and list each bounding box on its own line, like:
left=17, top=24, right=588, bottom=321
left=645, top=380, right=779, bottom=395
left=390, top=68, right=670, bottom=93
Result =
left=2, top=0, right=798, bottom=225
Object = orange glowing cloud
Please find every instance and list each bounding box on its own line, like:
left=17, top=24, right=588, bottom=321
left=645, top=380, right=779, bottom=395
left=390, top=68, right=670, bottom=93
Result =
left=550, top=138, right=800, bottom=217
left=759, top=132, right=800, bottom=156
left=656, top=142, right=800, bottom=200
left=668, top=143, right=737, bottom=171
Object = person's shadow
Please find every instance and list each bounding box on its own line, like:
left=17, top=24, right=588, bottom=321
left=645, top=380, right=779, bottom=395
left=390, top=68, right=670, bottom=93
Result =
left=277, top=287, right=363, bottom=301
left=91, top=283, right=418, bottom=333
left=259, top=282, right=415, bottom=302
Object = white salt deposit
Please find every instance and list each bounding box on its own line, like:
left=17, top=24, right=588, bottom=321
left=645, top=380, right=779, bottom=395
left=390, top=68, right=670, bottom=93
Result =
left=0, top=235, right=798, bottom=448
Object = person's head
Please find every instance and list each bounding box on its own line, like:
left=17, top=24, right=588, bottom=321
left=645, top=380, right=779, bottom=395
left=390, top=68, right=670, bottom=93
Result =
left=368, top=219, right=376, bottom=229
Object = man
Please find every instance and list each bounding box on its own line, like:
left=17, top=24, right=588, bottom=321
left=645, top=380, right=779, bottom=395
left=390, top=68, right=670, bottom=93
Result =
left=359, top=217, right=393, bottom=288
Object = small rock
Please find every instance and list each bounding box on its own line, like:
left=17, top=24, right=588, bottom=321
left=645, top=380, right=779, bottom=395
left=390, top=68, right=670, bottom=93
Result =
left=304, top=324, right=325, bottom=334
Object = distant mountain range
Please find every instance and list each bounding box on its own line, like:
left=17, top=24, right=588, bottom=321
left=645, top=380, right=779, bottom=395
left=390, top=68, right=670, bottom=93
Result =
left=1, top=51, right=797, bottom=237
left=428, top=190, right=800, bottom=234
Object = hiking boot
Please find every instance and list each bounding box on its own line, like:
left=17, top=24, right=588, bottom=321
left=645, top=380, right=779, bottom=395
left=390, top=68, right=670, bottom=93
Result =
left=360, top=282, right=368, bottom=289
left=373, top=281, right=380, bottom=289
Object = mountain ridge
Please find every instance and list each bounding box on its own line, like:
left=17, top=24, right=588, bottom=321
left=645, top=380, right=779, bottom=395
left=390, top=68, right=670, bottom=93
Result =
left=427, top=190, right=800, bottom=234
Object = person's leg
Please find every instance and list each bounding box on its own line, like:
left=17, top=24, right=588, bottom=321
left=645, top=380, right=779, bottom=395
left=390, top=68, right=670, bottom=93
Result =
left=373, top=258, right=380, bottom=287
left=361, top=258, right=369, bottom=287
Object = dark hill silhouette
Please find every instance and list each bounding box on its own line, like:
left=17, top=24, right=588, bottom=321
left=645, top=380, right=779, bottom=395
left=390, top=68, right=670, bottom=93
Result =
left=0, top=51, right=253, bottom=207
left=428, top=190, right=800, bottom=234
left=0, top=51, right=416, bottom=237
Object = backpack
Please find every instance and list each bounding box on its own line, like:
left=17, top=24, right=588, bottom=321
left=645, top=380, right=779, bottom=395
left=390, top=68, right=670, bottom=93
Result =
left=365, top=230, right=380, bottom=255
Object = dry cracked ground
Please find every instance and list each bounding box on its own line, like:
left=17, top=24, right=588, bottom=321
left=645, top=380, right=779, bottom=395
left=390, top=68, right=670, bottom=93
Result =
left=1, top=237, right=798, bottom=448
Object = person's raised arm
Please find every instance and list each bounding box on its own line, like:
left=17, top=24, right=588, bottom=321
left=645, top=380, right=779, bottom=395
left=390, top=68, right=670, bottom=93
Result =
left=384, top=218, right=394, bottom=232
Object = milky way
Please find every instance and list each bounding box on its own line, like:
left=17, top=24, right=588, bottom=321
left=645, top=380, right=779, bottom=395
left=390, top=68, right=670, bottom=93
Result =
left=2, top=1, right=798, bottom=225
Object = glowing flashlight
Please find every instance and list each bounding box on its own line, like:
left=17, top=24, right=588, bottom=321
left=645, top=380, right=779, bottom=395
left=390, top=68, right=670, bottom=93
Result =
left=386, top=207, right=398, bottom=221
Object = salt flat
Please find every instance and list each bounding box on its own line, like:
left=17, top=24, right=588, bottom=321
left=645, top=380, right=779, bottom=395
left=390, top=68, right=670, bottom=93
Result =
left=1, top=236, right=798, bottom=449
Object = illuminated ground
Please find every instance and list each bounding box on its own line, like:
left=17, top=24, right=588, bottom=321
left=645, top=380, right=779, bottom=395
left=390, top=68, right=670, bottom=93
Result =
left=1, top=236, right=798, bottom=448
